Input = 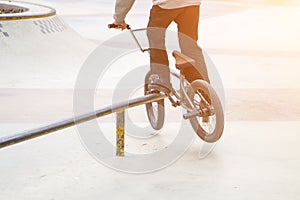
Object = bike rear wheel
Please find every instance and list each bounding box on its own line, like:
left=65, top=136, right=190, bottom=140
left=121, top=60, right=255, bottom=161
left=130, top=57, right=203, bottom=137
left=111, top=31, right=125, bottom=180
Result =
left=188, top=80, right=224, bottom=143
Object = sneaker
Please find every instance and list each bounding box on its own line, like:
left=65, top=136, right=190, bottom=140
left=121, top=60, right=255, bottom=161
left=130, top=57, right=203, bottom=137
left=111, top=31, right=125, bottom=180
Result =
left=202, top=116, right=210, bottom=123
left=145, top=70, right=172, bottom=94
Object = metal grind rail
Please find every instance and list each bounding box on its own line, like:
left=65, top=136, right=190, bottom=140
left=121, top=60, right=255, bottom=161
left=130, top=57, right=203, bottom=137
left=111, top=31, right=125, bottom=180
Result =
left=0, top=93, right=167, bottom=156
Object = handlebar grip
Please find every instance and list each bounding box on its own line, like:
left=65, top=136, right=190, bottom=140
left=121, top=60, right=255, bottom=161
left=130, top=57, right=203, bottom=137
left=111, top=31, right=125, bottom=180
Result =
left=108, top=23, right=130, bottom=29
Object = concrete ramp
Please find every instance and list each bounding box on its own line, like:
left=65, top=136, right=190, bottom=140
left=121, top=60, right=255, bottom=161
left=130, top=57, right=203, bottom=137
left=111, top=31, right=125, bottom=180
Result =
left=0, top=0, right=96, bottom=88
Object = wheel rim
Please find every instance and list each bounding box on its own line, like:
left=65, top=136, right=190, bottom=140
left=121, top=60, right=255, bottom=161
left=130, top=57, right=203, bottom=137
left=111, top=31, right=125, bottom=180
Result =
left=150, top=102, right=159, bottom=126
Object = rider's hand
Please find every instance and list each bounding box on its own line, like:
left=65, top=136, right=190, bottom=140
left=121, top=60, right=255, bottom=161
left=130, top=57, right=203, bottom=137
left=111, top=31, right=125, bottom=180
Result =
left=112, top=22, right=128, bottom=30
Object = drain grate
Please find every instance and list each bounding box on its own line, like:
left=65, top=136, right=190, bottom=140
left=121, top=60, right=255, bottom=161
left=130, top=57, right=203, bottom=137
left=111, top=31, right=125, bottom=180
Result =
left=0, top=3, right=28, bottom=15
left=0, top=7, right=27, bottom=14
left=33, top=17, right=66, bottom=34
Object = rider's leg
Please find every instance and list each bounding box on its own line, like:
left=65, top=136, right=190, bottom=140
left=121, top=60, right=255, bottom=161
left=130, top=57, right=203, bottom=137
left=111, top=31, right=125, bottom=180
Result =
left=146, top=27, right=171, bottom=91
left=146, top=6, right=177, bottom=91
left=174, top=6, right=210, bottom=83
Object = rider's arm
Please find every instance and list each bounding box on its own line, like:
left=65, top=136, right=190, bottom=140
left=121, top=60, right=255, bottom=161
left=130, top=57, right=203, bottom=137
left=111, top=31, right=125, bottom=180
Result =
left=113, top=0, right=136, bottom=24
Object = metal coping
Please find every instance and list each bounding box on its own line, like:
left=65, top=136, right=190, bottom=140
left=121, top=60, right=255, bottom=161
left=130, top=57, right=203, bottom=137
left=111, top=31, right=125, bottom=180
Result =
left=0, top=0, right=56, bottom=20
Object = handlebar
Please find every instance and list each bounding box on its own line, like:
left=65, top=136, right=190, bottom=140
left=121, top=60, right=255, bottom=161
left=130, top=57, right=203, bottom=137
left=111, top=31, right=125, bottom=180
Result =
left=108, top=24, right=149, bottom=53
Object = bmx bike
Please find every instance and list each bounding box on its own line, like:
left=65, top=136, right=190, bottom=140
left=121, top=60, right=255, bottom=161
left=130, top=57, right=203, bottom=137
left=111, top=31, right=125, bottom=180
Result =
left=109, top=24, right=224, bottom=143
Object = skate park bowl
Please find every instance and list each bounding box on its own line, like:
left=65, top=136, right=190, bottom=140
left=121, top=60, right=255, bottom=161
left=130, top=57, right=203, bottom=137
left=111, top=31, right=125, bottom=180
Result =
left=0, top=0, right=55, bottom=20
left=0, top=0, right=96, bottom=89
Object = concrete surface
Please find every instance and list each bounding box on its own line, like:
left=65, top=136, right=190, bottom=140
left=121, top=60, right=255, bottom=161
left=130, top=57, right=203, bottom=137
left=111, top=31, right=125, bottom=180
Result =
left=0, top=0, right=300, bottom=199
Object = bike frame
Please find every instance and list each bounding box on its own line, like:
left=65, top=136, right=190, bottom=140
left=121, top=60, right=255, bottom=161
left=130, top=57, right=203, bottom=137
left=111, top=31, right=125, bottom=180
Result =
left=129, top=28, right=197, bottom=113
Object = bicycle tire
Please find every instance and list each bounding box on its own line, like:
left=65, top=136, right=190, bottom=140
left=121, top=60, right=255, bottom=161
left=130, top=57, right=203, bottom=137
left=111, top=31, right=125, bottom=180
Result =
left=144, top=84, right=165, bottom=130
left=188, top=80, right=224, bottom=143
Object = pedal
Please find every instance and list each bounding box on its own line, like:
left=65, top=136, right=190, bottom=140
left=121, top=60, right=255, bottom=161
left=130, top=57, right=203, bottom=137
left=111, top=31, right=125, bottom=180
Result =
left=146, top=89, right=160, bottom=95
left=148, top=84, right=171, bottom=95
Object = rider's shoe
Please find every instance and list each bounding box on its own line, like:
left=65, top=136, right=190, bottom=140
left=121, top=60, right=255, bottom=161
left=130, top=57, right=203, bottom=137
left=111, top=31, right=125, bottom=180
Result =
left=145, top=68, right=172, bottom=95
left=187, top=87, right=213, bottom=121
left=202, top=116, right=210, bottom=123
left=201, top=92, right=213, bottom=123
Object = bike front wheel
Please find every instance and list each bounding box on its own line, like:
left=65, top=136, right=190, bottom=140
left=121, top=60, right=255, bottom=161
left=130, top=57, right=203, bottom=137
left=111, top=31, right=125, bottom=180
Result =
left=144, top=84, right=165, bottom=130
left=188, top=80, right=224, bottom=143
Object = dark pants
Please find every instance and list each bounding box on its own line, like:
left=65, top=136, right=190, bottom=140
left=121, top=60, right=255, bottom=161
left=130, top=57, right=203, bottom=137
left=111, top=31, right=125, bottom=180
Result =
left=147, top=5, right=210, bottom=83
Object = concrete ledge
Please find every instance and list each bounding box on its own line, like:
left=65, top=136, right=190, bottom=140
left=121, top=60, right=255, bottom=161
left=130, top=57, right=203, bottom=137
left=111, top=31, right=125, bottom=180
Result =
left=0, top=0, right=55, bottom=20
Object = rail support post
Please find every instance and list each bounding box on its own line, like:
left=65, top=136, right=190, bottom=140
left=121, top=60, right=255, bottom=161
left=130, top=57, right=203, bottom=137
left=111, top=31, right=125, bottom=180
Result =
left=116, top=109, right=125, bottom=156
